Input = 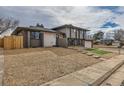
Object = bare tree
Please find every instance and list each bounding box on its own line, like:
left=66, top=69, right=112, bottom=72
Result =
left=114, top=29, right=124, bottom=54
left=114, top=29, right=124, bottom=51
left=114, top=29, right=124, bottom=42
left=0, top=17, right=19, bottom=34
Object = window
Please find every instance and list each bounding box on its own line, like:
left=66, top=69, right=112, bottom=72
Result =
left=82, top=31, right=84, bottom=34
left=31, top=32, right=40, bottom=39
left=73, top=29, right=76, bottom=33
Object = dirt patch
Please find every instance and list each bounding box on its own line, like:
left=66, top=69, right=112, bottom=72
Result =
left=4, top=47, right=100, bottom=85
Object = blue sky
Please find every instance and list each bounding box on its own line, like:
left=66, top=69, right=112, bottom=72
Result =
left=0, top=6, right=124, bottom=31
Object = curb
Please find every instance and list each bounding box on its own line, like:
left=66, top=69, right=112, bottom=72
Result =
left=91, top=60, right=124, bottom=86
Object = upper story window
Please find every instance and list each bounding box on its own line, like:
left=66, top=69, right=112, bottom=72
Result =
left=31, top=32, right=40, bottom=39
left=82, top=31, right=84, bottom=34
left=73, top=29, right=76, bottom=33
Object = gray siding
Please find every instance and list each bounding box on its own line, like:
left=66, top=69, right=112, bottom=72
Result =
left=56, top=27, right=70, bottom=38
left=17, top=30, right=28, bottom=48
left=56, top=27, right=85, bottom=39
left=80, top=31, right=83, bottom=39
left=71, top=28, right=75, bottom=38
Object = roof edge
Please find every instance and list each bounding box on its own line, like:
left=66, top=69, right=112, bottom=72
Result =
left=12, top=26, right=56, bottom=35
left=52, top=24, right=90, bottom=31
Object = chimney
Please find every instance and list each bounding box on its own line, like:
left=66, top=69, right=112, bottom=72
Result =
left=36, top=23, right=44, bottom=28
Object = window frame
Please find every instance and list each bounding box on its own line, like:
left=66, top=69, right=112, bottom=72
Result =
left=31, top=31, right=40, bottom=40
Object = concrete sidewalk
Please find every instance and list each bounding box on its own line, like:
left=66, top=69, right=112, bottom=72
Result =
left=101, top=64, right=124, bottom=86
left=0, top=48, right=4, bottom=85
left=42, top=55, right=124, bottom=86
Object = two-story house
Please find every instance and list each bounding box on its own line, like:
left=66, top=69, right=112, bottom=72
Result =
left=52, top=24, right=90, bottom=46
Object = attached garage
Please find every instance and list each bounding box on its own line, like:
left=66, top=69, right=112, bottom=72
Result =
left=12, top=26, right=56, bottom=48
left=44, top=32, right=56, bottom=47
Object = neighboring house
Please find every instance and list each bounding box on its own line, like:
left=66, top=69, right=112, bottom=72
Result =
left=12, top=25, right=56, bottom=48
left=52, top=24, right=90, bottom=46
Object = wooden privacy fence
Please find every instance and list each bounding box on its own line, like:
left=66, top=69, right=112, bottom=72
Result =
left=4, top=36, right=23, bottom=49
left=0, top=38, right=4, bottom=47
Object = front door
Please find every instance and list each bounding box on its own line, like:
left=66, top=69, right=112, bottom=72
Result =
left=30, top=31, right=43, bottom=47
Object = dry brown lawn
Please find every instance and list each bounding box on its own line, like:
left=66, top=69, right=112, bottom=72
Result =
left=3, top=47, right=100, bottom=85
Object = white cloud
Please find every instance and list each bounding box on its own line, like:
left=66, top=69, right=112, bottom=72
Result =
left=0, top=6, right=124, bottom=33
left=34, top=6, right=115, bottom=31
left=114, top=14, right=124, bottom=28
left=116, top=6, right=124, bottom=13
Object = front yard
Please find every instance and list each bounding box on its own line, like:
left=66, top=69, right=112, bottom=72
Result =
left=86, top=48, right=111, bottom=56
left=3, top=47, right=100, bottom=85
